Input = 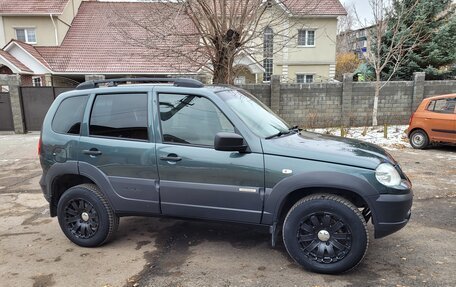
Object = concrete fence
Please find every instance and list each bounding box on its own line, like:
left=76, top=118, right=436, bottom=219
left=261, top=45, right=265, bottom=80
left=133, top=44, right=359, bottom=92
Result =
left=238, top=72, right=456, bottom=128
left=2, top=73, right=456, bottom=133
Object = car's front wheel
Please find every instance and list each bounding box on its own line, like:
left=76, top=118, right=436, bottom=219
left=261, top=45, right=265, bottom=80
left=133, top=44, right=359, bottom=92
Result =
left=57, top=184, right=118, bottom=247
left=282, top=194, right=368, bottom=274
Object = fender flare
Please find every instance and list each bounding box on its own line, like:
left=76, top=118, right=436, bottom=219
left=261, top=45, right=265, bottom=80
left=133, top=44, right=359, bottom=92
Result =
left=262, top=171, right=379, bottom=225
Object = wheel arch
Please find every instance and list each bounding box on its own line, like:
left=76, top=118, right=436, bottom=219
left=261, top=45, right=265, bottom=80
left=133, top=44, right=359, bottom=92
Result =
left=407, top=127, right=428, bottom=138
left=50, top=174, right=95, bottom=216
left=262, top=171, right=378, bottom=226
left=276, top=187, right=370, bottom=226
left=45, top=161, right=116, bottom=217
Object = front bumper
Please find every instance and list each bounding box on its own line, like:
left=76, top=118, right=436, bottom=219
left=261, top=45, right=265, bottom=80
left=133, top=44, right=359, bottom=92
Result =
left=368, top=191, right=413, bottom=238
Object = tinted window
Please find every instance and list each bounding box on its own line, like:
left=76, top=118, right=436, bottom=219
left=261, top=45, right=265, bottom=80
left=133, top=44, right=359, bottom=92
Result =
left=159, top=94, right=234, bottom=146
left=52, top=96, right=88, bottom=135
left=90, top=93, right=148, bottom=140
left=427, top=98, right=456, bottom=114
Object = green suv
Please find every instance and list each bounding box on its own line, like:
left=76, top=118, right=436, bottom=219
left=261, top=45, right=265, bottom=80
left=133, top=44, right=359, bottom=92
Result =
left=39, top=78, right=413, bottom=274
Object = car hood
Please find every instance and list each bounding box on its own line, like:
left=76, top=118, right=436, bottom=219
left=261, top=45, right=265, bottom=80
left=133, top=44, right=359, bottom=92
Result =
left=261, top=131, right=396, bottom=170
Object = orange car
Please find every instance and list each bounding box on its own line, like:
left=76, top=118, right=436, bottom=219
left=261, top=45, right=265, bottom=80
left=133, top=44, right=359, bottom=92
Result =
left=407, top=94, right=456, bottom=149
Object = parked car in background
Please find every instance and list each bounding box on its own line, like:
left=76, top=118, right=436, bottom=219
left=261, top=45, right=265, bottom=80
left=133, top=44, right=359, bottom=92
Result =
left=407, top=94, right=456, bottom=149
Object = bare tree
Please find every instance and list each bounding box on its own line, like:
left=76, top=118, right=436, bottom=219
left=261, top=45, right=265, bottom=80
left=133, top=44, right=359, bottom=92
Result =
left=355, top=0, right=427, bottom=126
left=111, top=0, right=327, bottom=84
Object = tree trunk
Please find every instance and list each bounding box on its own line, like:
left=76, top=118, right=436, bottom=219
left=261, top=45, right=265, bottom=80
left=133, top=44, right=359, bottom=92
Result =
left=372, top=72, right=381, bottom=126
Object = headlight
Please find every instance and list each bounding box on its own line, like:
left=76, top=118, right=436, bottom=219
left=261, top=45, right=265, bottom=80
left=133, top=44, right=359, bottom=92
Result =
left=375, top=163, right=401, bottom=187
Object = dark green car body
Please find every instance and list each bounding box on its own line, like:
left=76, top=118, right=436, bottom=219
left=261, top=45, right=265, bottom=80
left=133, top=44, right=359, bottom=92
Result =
left=39, top=82, right=412, bottom=246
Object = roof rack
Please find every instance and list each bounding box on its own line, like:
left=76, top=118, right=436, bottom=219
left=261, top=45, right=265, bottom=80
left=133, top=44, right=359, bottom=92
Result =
left=76, top=77, right=204, bottom=90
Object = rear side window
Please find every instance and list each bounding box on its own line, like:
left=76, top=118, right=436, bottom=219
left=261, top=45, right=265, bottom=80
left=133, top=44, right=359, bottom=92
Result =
left=427, top=98, right=456, bottom=114
left=52, top=95, right=88, bottom=135
left=89, top=93, right=148, bottom=140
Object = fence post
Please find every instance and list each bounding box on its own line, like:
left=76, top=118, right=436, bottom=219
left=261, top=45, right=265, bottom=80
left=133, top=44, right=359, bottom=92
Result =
left=341, top=73, right=353, bottom=127
left=412, top=72, right=425, bottom=112
left=270, top=75, right=281, bottom=114
left=1, top=75, right=26, bottom=134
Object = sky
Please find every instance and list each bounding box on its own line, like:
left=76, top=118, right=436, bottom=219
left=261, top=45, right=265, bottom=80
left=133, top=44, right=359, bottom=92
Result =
left=340, top=0, right=375, bottom=28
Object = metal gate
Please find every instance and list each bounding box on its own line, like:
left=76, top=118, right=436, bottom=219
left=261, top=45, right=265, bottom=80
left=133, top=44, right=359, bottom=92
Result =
left=0, top=92, right=14, bottom=131
left=20, top=87, right=73, bottom=131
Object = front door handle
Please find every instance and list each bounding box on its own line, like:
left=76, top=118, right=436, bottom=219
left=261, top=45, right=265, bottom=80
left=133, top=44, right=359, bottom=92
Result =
left=83, top=149, right=102, bottom=156
left=160, top=154, right=182, bottom=162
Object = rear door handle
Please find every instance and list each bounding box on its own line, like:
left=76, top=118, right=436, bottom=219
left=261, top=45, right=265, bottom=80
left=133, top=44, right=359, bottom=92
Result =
left=83, top=149, right=102, bottom=156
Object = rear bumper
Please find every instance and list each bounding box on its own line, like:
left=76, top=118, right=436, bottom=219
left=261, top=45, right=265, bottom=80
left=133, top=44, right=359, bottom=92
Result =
left=368, top=192, right=413, bottom=238
left=39, top=175, right=51, bottom=203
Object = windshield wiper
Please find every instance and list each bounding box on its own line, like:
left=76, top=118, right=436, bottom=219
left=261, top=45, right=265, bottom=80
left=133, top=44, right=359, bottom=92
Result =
left=289, top=125, right=301, bottom=132
left=265, top=125, right=301, bottom=139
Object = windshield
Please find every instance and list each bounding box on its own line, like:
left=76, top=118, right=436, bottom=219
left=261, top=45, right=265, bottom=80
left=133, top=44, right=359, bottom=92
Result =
left=217, top=89, right=291, bottom=138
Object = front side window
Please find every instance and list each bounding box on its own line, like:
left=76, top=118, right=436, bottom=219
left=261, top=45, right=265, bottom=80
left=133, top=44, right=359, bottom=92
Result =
left=90, top=93, right=148, bottom=140
left=15, top=28, right=36, bottom=44
left=159, top=94, right=234, bottom=146
left=427, top=98, right=456, bottom=114
left=298, top=30, right=315, bottom=46
left=52, top=96, right=88, bottom=135
left=217, top=89, right=290, bottom=138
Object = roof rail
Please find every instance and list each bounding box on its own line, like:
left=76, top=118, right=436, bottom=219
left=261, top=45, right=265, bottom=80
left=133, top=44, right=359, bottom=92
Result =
left=76, top=77, right=204, bottom=90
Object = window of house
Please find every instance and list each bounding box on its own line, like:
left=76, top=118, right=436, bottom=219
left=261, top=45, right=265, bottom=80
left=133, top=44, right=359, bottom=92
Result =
left=90, top=93, right=148, bottom=140
left=234, top=76, right=246, bottom=85
left=52, top=96, right=88, bottom=135
left=296, top=74, right=314, bottom=83
left=297, top=30, right=315, bottom=46
left=32, top=76, right=42, bottom=87
left=427, top=98, right=456, bottom=114
left=263, top=27, right=274, bottom=81
left=159, top=94, right=234, bottom=147
left=15, top=28, right=36, bottom=44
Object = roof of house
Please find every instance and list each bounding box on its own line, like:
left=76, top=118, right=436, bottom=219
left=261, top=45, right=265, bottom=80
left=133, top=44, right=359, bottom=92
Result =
left=36, top=1, right=202, bottom=74
left=0, top=0, right=70, bottom=15
left=283, top=0, right=347, bottom=16
left=0, top=49, right=32, bottom=73
left=11, top=41, right=52, bottom=70
left=0, top=1, right=345, bottom=75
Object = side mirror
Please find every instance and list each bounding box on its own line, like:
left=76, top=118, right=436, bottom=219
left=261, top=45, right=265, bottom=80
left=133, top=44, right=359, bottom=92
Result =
left=214, top=132, right=247, bottom=152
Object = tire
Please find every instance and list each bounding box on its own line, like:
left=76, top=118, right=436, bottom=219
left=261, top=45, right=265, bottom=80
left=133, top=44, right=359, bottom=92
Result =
left=409, top=129, right=429, bottom=149
left=282, top=194, right=368, bottom=274
left=57, top=184, right=119, bottom=247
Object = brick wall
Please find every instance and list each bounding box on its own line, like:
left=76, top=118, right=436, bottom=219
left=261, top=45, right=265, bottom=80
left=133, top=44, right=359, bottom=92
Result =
left=237, top=73, right=456, bottom=128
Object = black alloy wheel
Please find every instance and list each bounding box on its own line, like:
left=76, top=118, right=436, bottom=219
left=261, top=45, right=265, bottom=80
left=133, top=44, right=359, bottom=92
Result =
left=283, top=194, right=368, bottom=274
left=297, top=212, right=352, bottom=264
left=64, top=198, right=99, bottom=239
left=57, top=184, right=118, bottom=247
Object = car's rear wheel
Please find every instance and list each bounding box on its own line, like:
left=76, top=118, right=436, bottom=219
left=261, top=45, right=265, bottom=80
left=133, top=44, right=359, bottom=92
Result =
left=409, top=129, right=429, bottom=149
left=57, top=184, right=118, bottom=247
left=282, top=194, right=368, bottom=274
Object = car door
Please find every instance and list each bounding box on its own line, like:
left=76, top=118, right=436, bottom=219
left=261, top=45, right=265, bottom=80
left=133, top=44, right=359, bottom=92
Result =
left=426, top=98, right=456, bottom=142
left=78, top=91, right=160, bottom=214
left=154, top=90, right=264, bottom=223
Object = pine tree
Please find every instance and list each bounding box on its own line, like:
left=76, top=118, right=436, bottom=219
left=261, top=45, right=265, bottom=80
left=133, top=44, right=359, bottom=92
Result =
left=381, top=0, right=456, bottom=80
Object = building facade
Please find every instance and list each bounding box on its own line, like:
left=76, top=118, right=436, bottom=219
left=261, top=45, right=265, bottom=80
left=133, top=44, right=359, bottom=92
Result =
left=0, top=0, right=345, bottom=86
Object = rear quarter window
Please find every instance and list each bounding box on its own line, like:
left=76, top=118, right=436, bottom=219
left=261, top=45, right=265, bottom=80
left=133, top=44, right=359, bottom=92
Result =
left=52, top=95, right=88, bottom=135
left=427, top=98, right=456, bottom=114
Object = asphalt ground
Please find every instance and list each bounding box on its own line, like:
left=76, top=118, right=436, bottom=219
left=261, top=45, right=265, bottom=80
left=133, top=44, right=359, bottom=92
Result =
left=0, top=133, right=454, bottom=287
